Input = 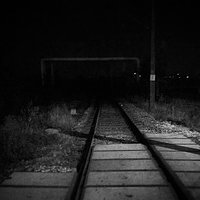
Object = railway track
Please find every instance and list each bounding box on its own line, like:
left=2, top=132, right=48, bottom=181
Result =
left=94, top=102, right=137, bottom=144
left=67, top=100, right=200, bottom=200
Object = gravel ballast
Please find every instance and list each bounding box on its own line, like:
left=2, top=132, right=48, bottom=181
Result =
left=121, top=102, right=200, bottom=145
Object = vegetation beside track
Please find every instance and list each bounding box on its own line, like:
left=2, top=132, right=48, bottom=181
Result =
left=131, top=96, right=200, bottom=133
left=0, top=101, right=90, bottom=180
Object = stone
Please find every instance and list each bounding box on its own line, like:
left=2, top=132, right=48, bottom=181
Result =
left=45, top=128, right=60, bottom=135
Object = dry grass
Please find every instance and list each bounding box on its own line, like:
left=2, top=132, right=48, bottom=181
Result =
left=0, top=103, right=78, bottom=176
left=48, top=104, right=76, bottom=130
left=132, top=96, right=200, bottom=132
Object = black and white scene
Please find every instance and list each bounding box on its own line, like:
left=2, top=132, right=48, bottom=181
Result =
left=0, top=1, right=200, bottom=199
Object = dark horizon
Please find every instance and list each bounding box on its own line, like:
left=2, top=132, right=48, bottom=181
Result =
left=2, top=1, right=200, bottom=85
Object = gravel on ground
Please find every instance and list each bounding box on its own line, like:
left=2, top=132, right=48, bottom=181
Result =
left=121, top=102, right=200, bottom=145
left=13, top=106, right=95, bottom=174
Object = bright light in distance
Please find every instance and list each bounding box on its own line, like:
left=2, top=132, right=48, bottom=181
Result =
left=139, top=75, right=141, bottom=78
left=186, top=76, right=189, bottom=79
left=133, top=72, right=136, bottom=75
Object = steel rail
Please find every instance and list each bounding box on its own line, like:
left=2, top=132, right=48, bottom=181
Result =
left=67, top=100, right=195, bottom=200
left=115, top=102, right=195, bottom=200
left=66, top=104, right=100, bottom=200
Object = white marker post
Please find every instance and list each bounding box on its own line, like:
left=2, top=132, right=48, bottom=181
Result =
left=150, top=0, right=156, bottom=111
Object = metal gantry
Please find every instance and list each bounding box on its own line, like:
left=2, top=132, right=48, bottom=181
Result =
left=40, top=57, right=140, bottom=87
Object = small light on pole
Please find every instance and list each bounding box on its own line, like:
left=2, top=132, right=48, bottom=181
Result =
left=149, top=0, right=156, bottom=111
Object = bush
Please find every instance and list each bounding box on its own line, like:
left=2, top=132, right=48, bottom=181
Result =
left=133, top=96, right=200, bottom=132
left=0, top=102, right=81, bottom=175
left=48, top=104, right=76, bottom=130
left=0, top=105, right=52, bottom=172
left=0, top=106, right=47, bottom=165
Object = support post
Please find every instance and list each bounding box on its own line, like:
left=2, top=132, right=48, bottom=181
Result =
left=150, top=0, right=156, bottom=111
left=136, top=58, right=140, bottom=82
left=50, top=63, right=55, bottom=87
left=109, top=65, right=113, bottom=95
left=41, top=60, right=45, bottom=87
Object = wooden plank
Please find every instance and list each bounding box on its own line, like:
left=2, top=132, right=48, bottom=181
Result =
left=168, top=160, right=200, bottom=172
left=160, top=152, right=200, bottom=160
left=90, top=160, right=158, bottom=171
left=0, top=187, right=68, bottom=200
left=92, top=151, right=150, bottom=160
left=86, top=171, right=168, bottom=186
left=1, top=172, right=73, bottom=187
left=177, top=172, right=200, bottom=187
left=83, top=187, right=177, bottom=200
left=94, top=144, right=146, bottom=151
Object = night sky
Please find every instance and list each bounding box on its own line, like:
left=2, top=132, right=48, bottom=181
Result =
left=2, top=1, right=200, bottom=85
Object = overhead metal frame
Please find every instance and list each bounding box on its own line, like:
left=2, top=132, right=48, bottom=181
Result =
left=41, top=57, right=140, bottom=86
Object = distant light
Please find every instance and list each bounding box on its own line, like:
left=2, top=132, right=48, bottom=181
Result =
left=134, top=72, right=137, bottom=75
left=186, top=76, right=189, bottom=79
left=177, top=73, right=179, bottom=76
left=139, top=75, right=142, bottom=78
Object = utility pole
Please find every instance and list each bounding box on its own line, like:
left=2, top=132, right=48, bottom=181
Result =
left=50, top=63, right=55, bottom=87
left=150, top=0, right=156, bottom=110
left=41, top=60, right=46, bottom=87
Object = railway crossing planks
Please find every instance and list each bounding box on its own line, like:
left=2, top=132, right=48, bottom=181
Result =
left=146, top=133, right=200, bottom=199
left=82, top=144, right=178, bottom=200
left=0, top=172, right=75, bottom=200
